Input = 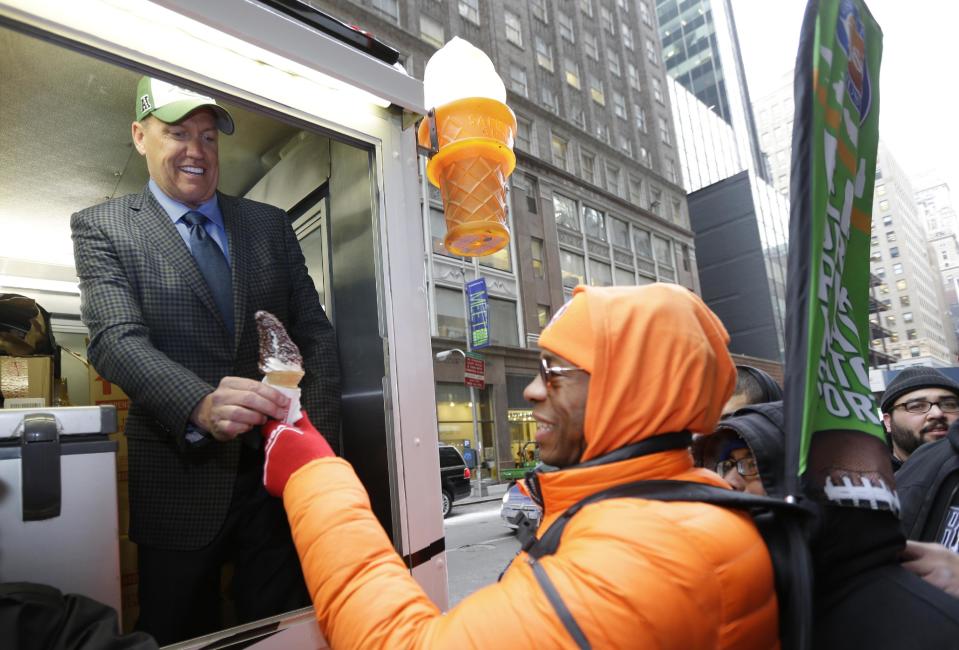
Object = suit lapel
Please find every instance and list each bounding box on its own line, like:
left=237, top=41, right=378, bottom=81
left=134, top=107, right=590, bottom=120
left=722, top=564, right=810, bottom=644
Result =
left=131, top=187, right=229, bottom=336
left=220, top=193, right=248, bottom=351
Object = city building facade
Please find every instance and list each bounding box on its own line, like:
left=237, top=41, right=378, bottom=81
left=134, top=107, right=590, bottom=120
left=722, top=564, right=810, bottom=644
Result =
left=305, top=0, right=695, bottom=484
left=917, top=180, right=959, bottom=348
left=869, top=143, right=956, bottom=368
left=659, top=1, right=788, bottom=361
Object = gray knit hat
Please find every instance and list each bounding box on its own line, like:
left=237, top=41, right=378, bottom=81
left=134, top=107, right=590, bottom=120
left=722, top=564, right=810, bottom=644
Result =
left=879, top=366, right=959, bottom=413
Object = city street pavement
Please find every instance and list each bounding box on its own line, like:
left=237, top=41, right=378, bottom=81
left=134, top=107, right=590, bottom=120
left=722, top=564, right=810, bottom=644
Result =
left=444, top=498, right=521, bottom=606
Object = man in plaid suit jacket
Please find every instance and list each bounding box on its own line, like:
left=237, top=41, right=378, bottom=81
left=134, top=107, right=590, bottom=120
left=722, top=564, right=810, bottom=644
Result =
left=71, top=78, right=341, bottom=644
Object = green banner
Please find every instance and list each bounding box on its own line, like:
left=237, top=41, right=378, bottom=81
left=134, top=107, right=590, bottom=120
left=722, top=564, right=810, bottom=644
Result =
left=785, top=0, right=884, bottom=479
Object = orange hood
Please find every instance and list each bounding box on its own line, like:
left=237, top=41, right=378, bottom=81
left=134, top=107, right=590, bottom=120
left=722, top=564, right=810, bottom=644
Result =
left=539, top=284, right=735, bottom=462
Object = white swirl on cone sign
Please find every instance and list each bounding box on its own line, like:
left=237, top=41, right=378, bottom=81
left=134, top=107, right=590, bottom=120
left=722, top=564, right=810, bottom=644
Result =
left=423, top=37, right=506, bottom=109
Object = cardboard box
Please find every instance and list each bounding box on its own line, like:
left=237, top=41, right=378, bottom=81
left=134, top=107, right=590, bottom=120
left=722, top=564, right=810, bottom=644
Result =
left=1, top=355, right=53, bottom=406
left=89, top=367, right=129, bottom=435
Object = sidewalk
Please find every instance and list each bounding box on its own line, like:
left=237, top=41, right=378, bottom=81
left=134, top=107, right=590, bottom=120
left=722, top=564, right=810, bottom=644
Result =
left=458, top=481, right=509, bottom=506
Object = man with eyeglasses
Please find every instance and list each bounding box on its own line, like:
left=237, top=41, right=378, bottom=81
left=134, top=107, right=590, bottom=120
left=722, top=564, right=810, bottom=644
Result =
left=247, top=284, right=778, bottom=648
left=879, top=366, right=959, bottom=471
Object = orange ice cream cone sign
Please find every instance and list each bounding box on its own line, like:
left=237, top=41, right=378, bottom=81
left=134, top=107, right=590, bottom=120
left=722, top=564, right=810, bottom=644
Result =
left=418, top=98, right=517, bottom=256
left=418, top=38, right=517, bottom=258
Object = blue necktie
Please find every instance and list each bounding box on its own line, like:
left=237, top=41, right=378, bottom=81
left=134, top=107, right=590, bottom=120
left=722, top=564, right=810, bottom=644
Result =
left=182, top=211, right=234, bottom=338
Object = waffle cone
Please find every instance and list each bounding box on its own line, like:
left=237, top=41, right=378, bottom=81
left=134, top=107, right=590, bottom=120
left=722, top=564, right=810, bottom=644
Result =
left=264, top=370, right=304, bottom=389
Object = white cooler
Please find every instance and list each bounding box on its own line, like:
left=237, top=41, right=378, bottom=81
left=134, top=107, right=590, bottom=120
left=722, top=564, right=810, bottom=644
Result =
left=0, top=405, right=121, bottom=615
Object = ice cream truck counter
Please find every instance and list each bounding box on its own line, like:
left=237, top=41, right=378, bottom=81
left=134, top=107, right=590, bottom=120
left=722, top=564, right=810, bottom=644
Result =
left=0, top=0, right=484, bottom=646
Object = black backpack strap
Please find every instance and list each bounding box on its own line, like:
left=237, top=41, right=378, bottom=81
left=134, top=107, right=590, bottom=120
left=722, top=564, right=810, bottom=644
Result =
left=524, top=479, right=806, bottom=559
left=529, top=560, right=591, bottom=650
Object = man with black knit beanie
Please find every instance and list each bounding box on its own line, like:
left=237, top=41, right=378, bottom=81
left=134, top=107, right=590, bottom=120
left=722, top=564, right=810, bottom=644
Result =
left=879, top=366, right=959, bottom=471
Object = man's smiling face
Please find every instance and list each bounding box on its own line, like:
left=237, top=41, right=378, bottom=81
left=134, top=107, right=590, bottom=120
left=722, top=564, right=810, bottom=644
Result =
left=132, top=109, right=219, bottom=208
left=884, top=387, right=959, bottom=459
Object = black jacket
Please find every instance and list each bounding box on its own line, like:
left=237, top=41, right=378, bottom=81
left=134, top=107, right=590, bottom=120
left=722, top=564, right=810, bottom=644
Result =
left=896, top=420, right=959, bottom=542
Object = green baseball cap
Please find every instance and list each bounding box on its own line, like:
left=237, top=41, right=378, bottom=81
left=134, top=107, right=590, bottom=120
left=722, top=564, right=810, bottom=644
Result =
left=135, top=76, right=235, bottom=134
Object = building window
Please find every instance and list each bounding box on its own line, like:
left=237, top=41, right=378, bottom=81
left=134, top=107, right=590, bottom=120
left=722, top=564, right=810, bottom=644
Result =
left=652, top=77, right=664, bottom=103
left=595, top=120, right=610, bottom=144
left=633, top=228, right=653, bottom=259
left=609, top=216, right=629, bottom=248
left=654, top=235, right=673, bottom=268
left=559, top=11, right=575, bottom=41
left=551, top=133, right=568, bottom=169
left=601, top=6, right=614, bottom=33
left=580, top=150, right=595, bottom=183
left=588, top=259, right=613, bottom=286
left=553, top=193, right=579, bottom=231
left=537, top=304, right=551, bottom=329
left=882, top=214, right=893, bottom=226
left=479, top=245, right=512, bottom=272
left=541, top=85, right=559, bottom=113
left=880, top=199, right=889, bottom=211
left=628, top=175, right=643, bottom=205
left=435, top=383, right=492, bottom=451
left=876, top=184, right=886, bottom=196
left=613, top=91, right=627, bottom=119
left=885, top=314, right=896, bottom=327
left=560, top=249, right=586, bottom=288
left=564, top=57, right=581, bottom=88
left=372, top=0, right=399, bottom=21
left=436, top=287, right=466, bottom=338
left=535, top=36, right=554, bottom=71
left=583, top=205, right=606, bottom=241
left=903, top=311, right=914, bottom=323
left=896, top=279, right=907, bottom=291
left=886, top=231, right=896, bottom=242
left=645, top=38, right=658, bottom=64
left=605, top=163, right=621, bottom=197
left=907, top=328, right=918, bottom=340
left=900, top=294, right=910, bottom=307
left=589, top=74, right=605, bottom=105
left=621, top=24, right=634, bottom=49
left=504, top=10, right=523, bottom=47
left=419, top=15, right=445, bottom=48
left=627, top=63, right=641, bottom=90
left=489, top=297, right=519, bottom=346
left=614, top=266, right=635, bottom=285
left=640, top=0, right=652, bottom=25
left=892, top=263, right=903, bottom=275
left=634, top=104, right=647, bottom=132
left=910, top=346, right=921, bottom=358
left=639, top=146, right=650, bottom=166
left=531, top=237, right=545, bottom=279
left=570, top=101, right=586, bottom=129
left=878, top=282, right=889, bottom=294
left=580, top=0, right=594, bottom=17
left=617, top=0, right=631, bottom=13
left=531, top=0, right=549, bottom=22
left=516, top=117, right=532, bottom=152
left=584, top=31, right=599, bottom=59
left=650, top=187, right=663, bottom=215
left=619, top=137, right=633, bottom=157
left=458, top=0, right=480, bottom=25
left=607, top=48, right=621, bottom=76
left=890, top=246, right=899, bottom=258
left=509, top=63, right=528, bottom=97
left=658, top=116, right=671, bottom=144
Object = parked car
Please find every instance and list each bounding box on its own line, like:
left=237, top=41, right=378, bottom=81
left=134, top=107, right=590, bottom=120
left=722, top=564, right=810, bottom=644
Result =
left=501, top=481, right=542, bottom=531
left=439, top=444, right=472, bottom=518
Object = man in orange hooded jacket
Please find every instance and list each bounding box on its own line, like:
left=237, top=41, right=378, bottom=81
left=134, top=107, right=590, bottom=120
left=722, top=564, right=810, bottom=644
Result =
left=261, top=284, right=779, bottom=649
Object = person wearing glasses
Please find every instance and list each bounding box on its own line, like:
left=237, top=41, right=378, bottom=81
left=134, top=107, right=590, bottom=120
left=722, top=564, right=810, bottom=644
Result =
left=251, top=284, right=778, bottom=649
left=879, top=366, right=959, bottom=471
left=895, top=369, right=959, bottom=597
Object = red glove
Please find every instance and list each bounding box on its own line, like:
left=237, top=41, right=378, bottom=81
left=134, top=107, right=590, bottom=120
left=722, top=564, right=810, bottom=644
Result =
left=262, top=411, right=334, bottom=497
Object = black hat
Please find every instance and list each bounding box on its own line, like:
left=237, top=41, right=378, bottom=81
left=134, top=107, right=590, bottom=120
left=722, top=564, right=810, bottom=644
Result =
left=879, top=366, right=959, bottom=413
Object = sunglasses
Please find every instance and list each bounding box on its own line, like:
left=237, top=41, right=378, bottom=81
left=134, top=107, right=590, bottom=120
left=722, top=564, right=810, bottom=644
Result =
left=539, top=357, right=587, bottom=386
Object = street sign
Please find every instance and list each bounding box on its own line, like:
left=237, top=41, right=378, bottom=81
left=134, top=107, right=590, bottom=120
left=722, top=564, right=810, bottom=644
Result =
left=464, top=352, right=485, bottom=389
left=466, top=278, right=490, bottom=350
